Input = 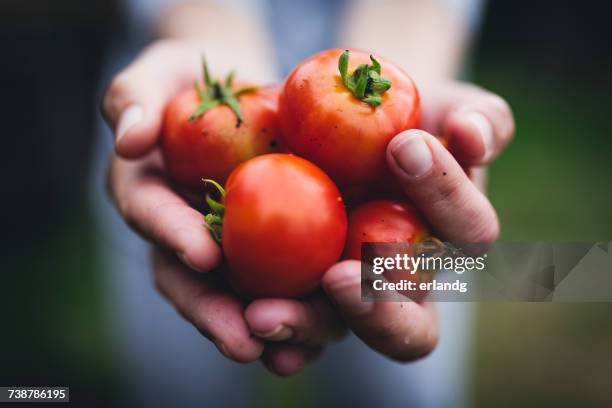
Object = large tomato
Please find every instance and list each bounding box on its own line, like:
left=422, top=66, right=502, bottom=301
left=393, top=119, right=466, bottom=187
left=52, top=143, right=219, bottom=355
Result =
left=162, top=61, right=282, bottom=189
left=343, top=200, right=432, bottom=302
left=209, top=154, right=347, bottom=298
left=278, top=48, right=419, bottom=188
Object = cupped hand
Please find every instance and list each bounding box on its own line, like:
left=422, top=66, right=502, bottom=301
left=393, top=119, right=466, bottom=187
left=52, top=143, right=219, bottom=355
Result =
left=246, top=80, right=515, bottom=370
left=109, top=148, right=333, bottom=374
left=102, top=40, right=282, bottom=373
left=103, top=40, right=344, bottom=376
left=102, top=40, right=514, bottom=375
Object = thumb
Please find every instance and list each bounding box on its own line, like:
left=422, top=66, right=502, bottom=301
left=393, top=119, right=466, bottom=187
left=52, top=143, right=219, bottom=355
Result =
left=386, top=129, right=499, bottom=244
left=101, top=40, right=198, bottom=158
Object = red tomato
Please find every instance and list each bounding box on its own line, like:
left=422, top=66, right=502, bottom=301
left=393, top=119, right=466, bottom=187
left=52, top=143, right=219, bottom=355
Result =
left=162, top=75, right=282, bottom=189
left=220, top=154, right=347, bottom=298
left=343, top=200, right=432, bottom=302
left=343, top=200, right=429, bottom=260
left=279, top=48, right=419, bottom=188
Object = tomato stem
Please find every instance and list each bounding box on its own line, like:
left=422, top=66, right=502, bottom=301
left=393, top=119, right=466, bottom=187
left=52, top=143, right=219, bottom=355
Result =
left=202, top=178, right=226, bottom=245
left=338, top=50, right=391, bottom=107
left=189, top=56, right=257, bottom=127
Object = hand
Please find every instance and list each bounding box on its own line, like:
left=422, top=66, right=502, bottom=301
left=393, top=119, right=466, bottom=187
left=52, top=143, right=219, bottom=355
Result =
left=102, top=39, right=514, bottom=374
left=102, top=40, right=296, bottom=373
left=246, top=80, right=515, bottom=368
left=109, top=149, right=332, bottom=373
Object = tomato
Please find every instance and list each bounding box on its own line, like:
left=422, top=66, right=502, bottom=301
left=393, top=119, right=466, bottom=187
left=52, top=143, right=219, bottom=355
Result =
left=278, top=48, right=419, bottom=188
left=343, top=200, right=431, bottom=301
left=210, top=154, right=347, bottom=298
left=162, top=61, right=282, bottom=189
left=343, top=200, right=429, bottom=260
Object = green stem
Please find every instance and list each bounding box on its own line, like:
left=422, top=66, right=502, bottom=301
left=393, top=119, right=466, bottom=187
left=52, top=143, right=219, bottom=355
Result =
left=338, top=50, right=392, bottom=107
left=202, top=179, right=226, bottom=245
left=189, top=57, right=257, bottom=127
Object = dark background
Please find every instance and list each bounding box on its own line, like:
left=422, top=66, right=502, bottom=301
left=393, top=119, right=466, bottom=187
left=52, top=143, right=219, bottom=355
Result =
left=0, top=0, right=611, bottom=406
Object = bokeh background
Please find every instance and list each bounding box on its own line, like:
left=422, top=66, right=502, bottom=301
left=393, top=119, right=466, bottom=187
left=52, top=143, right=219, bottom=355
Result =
left=1, top=0, right=611, bottom=406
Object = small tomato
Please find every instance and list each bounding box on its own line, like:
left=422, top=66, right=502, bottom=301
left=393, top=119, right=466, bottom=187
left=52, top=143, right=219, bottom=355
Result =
left=343, top=200, right=432, bottom=302
left=162, top=60, right=282, bottom=189
left=343, top=200, right=429, bottom=260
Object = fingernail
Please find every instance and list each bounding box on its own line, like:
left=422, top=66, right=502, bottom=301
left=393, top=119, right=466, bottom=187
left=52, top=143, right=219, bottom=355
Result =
left=465, top=112, right=493, bottom=161
left=390, top=131, right=433, bottom=177
left=254, top=325, right=294, bottom=341
left=328, top=276, right=374, bottom=316
left=116, top=104, right=143, bottom=142
left=177, top=252, right=204, bottom=273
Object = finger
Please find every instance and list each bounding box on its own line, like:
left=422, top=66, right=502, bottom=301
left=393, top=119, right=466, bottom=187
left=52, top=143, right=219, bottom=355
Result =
left=420, top=81, right=515, bottom=166
left=322, top=261, right=438, bottom=361
left=387, top=129, right=500, bottom=244
left=152, top=249, right=264, bottom=363
left=245, top=297, right=346, bottom=346
left=109, top=153, right=221, bottom=272
left=262, top=344, right=323, bottom=377
left=443, top=95, right=514, bottom=165
left=101, top=40, right=198, bottom=158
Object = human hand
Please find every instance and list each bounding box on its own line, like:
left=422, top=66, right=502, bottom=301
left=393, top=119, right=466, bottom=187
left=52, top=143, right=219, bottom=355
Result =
left=102, top=40, right=296, bottom=372
left=102, top=40, right=513, bottom=374
left=246, top=80, right=514, bottom=368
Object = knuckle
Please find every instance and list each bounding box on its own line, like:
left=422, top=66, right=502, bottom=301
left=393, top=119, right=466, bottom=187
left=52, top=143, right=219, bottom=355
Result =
left=149, top=250, right=174, bottom=302
left=107, top=74, right=131, bottom=102
left=148, top=201, right=188, bottom=245
left=117, top=192, right=138, bottom=231
left=432, top=176, right=465, bottom=208
left=102, top=74, right=131, bottom=122
left=108, top=168, right=138, bottom=230
left=152, top=264, right=167, bottom=297
left=191, top=293, right=228, bottom=330
left=190, top=293, right=215, bottom=331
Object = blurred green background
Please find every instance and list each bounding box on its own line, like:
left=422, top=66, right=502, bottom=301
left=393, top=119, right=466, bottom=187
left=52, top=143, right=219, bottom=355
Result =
left=1, top=1, right=611, bottom=407
left=472, top=2, right=612, bottom=405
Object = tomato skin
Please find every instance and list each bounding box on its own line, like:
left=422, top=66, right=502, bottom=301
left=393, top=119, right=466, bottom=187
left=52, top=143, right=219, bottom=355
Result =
left=222, top=154, right=347, bottom=298
left=343, top=200, right=428, bottom=260
left=162, top=85, right=283, bottom=189
left=279, top=48, right=419, bottom=188
left=344, top=200, right=431, bottom=302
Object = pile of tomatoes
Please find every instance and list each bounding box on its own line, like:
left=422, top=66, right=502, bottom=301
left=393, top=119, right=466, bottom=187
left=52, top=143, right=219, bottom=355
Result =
left=162, top=48, right=432, bottom=298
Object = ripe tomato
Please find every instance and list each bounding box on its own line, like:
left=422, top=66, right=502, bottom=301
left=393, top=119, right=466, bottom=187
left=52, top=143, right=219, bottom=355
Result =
left=162, top=61, right=282, bottom=189
left=278, top=48, right=419, bottom=188
left=343, top=200, right=432, bottom=302
left=343, top=200, right=429, bottom=260
left=212, top=154, right=347, bottom=298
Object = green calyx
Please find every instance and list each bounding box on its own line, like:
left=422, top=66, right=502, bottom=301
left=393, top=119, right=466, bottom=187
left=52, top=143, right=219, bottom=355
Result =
left=338, top=50, right=392, bottom=107
left=189, top=57, right=257, bottom=126
left=202, top=179, right=226, bottom=245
